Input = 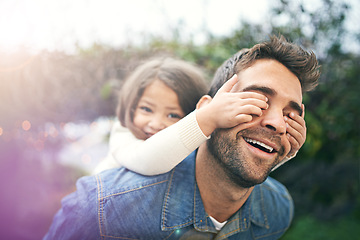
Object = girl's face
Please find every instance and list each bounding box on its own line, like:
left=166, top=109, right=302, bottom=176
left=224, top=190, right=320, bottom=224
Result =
left=133, top=80, right=185, bottom=140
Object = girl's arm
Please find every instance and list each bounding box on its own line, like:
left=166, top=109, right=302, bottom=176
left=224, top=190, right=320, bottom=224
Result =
left=111, top=110, right=209, bottom=175
left=92, top=122, right=141, bottom=174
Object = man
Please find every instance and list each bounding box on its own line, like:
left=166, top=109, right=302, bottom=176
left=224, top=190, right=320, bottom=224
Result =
left=44, top=35, right=320, bottom=239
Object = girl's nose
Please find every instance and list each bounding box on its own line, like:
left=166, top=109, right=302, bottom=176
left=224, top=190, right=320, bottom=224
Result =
left=148, top=115, right=167, bottom=131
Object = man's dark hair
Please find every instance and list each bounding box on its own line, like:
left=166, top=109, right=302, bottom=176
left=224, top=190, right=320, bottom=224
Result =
left=208, top=35, right=320, bottom=97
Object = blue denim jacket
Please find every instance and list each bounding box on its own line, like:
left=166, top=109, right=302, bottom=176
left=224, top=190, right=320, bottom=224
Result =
left=45, top=151, right=294, bottom=239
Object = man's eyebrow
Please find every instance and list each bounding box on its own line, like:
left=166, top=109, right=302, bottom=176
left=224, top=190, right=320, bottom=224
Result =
left=242, top=85, right=276, bottom=96
left=242, top=85, right=303, bottom=116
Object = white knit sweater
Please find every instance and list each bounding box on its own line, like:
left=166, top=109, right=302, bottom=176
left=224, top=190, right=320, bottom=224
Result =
left=92, top=111, right=209, bottom=175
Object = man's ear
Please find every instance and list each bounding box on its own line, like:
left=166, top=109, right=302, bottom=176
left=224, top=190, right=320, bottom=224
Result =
left=196, top=95, right=212, bottom=109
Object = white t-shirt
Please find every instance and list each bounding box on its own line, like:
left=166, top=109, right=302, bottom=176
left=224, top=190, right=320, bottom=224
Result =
left=209, top=216, right=227, bottom=231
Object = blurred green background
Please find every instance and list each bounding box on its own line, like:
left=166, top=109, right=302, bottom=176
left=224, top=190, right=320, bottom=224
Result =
left=0, top=0, right=359, bottom=239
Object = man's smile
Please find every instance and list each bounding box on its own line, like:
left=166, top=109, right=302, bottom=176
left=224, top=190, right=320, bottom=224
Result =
left=243, top=137, right=276, bottom=153
left=237, top=129, right=285, bottom=160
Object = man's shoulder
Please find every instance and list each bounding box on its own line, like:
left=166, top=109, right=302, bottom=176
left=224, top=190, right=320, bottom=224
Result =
left=262, top=176, right=292, bottom=199
left=256, top=177, right=293, bottom=210
left=83, top=151, right=196, bottom=199
left=45, top=168, right=174, bottom=239
left=94, top=167, right=171, bottom=196
left=247, top=177, right=294, bottom=239
left=90, top=165, right=192, bottom=238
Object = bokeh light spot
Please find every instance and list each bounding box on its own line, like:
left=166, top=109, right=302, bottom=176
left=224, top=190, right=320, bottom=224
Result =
left=48, top=126, right=59, bottom=138
left=22, top=120, right=31, bottom=131
left=0, top=127, right=3, bottom=136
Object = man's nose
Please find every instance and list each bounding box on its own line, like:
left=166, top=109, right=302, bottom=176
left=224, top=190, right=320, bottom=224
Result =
left=261, top=108, right=286, bottom=135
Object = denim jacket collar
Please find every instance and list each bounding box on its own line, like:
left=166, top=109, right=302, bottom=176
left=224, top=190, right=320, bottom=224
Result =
left=160, top=151, right=269, bottom=235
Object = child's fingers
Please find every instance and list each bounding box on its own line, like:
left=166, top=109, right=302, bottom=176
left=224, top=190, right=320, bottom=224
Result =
left=235, top=105, right=264, bottom=117
left=301, top=104, right=305, bottom=118
left=285, top=124, right=303, bottom=146
left=229, top=105, right=264, bottom=125
left=213, top=91, right=268, bottom=113
left=236, top=91, right=268, bottom=103
left=234, top=114, right=253, bottom=123
left=238, top=97, right=268, bottom=110
left=286, top=133, right=300, bottom=156
left=216, top=74, right=239, bottom=94
left=284, top=112, right=306, bottom=148
left=285, top=112, right=306, bottom=134
left=226, top=92, right=268, bottom=110
left=219, top=105, right=264, bottom=128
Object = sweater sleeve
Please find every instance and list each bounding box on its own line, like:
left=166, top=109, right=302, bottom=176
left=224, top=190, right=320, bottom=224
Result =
left=92, top=122, right=143, bottom=175
left=112, top=110, right=209, bottom=175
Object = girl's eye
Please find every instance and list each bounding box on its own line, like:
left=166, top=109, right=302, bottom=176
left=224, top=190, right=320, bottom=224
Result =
left=168, top=113, right=182, bottom=119
left=139, top=106, right=152, bottom=113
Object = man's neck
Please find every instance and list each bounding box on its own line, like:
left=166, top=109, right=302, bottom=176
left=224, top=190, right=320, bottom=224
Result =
left=195, top=145, right=254, bottom=223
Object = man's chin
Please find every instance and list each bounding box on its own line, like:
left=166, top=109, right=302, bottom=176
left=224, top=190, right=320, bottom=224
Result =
left=228, top=169, right=270, bottom=188
left=233, top=177, right=266, bottom=189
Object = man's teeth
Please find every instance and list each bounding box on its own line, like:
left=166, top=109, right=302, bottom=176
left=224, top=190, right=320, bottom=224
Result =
left=244, top=137, right=274, bottom=153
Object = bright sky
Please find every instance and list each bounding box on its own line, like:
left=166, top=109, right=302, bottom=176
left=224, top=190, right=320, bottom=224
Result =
left=0, top=0, right=358, bottom=54
left=0, top=0, right=271, bottom=53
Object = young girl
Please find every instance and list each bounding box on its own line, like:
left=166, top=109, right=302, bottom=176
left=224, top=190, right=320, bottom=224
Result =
left=93, top=57, right=304, bottom=175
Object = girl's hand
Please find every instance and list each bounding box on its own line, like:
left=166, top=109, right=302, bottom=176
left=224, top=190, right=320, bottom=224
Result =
left=196, top=74, right=268, bottom=136
left=284, top=104, right=306, bottom=158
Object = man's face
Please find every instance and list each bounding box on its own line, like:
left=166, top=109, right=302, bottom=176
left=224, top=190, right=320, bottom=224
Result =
left=207, top=59, right=303, bottom=188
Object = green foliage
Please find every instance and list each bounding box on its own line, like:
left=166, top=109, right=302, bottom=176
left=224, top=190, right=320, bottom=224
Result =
left=281, top=215, right=360, bottom=240
left=272, top=161, right=358, bottom=220
left=309, top=52, right=360, bottom=161
left=100, top=81, right=113, bottom=100
left=300, top=110, right=324, bottom=158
